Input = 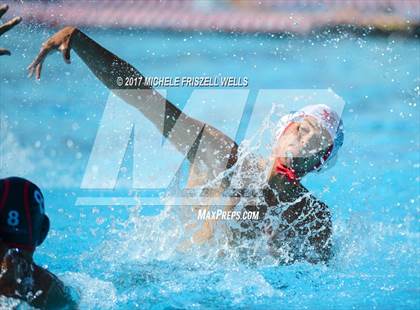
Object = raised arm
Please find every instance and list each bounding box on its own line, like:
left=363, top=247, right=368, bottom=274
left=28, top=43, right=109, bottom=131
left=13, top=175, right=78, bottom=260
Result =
left=28, top=27, right=237, bottom=172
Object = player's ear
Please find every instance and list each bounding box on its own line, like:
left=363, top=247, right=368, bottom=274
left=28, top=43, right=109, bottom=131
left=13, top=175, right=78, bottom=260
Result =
left=38, top=215, right=50, bottom=246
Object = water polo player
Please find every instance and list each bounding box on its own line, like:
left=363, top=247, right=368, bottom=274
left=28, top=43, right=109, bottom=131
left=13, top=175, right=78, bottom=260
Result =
left=28, top=27, right=344, bottom=264
left=0, top=177, right=76, bottom=308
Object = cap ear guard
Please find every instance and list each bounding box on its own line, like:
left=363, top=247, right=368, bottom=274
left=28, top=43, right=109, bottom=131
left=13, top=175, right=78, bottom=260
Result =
left=37, top=215, right=50, bottom=246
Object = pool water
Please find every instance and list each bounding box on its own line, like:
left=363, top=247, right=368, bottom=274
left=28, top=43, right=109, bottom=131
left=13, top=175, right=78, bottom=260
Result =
left=1, top=25, right=419, bottom=309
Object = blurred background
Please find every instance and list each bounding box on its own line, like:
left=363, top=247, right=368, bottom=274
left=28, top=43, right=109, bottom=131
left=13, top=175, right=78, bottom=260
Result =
left=6, top=0, right=420, bottom=35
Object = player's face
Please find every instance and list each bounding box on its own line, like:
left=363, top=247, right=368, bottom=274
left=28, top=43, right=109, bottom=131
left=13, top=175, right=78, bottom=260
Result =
left=273, top=116, right=332, bottom=170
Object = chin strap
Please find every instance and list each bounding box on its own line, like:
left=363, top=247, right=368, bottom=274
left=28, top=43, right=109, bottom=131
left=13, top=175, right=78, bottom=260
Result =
left=274, top=161, right=299, bottom=183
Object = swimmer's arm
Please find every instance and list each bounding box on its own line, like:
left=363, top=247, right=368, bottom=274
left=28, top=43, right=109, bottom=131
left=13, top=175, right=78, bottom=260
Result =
left=28, top=27, right=238, bottom=169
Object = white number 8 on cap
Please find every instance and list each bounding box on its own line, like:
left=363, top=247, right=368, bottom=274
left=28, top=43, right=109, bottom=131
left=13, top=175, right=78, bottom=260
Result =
left=7, top=210, right=20, bottom=226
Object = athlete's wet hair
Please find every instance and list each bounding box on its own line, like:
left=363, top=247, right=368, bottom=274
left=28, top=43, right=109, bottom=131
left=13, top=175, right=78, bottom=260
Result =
left=0, top=177, right=50, bottom=251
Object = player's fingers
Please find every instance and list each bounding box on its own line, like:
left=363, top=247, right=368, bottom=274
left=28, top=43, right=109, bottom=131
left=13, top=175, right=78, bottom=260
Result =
left=27, top=65, right=34, bottom=77
left=0, top=4, right=8, bottom=19
left=0, top=48, right=11, bottom=56
left=0, top=16, right=22, bottom=36
left=27, top=42, right=58, bottom=78
left=27, top=46, right=49, bottom=72
left=27, top=56, right=42, bottom=78
left=27, top=58, right=39, bottom=77
left=35, top=63, right=43, bottom=80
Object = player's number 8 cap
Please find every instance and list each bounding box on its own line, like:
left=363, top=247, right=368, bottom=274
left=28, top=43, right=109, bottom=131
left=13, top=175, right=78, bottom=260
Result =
left=0, top=177, right=50, bottom=251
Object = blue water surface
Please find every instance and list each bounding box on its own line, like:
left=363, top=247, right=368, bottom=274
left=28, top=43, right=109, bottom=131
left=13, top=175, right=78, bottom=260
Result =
left=1, top=25, right=419, bottom=309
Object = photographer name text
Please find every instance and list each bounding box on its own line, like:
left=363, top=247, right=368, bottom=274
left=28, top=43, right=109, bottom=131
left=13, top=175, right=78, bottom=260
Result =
left=116, top=76, right=249, bottom=88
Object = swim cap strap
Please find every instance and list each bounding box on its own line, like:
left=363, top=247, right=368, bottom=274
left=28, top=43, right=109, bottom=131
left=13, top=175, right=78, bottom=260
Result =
left=275, top=162, right=299, bottom=183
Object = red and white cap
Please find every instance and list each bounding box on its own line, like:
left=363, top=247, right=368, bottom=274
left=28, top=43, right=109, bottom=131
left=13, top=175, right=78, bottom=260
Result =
left=277, top=104, right=344, bottom=170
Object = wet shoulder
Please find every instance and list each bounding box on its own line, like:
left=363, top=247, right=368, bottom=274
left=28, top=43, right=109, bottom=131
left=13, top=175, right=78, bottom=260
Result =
left=0, top=250, right=52, bottom=307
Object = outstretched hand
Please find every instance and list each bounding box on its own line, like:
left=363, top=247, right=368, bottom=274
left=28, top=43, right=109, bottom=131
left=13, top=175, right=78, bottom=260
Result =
left=0, top=4, right=22, bottom=56
left=27, top=26, right=77, bottom=80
